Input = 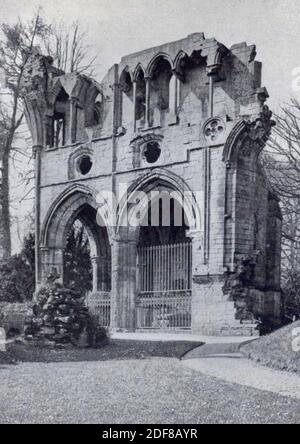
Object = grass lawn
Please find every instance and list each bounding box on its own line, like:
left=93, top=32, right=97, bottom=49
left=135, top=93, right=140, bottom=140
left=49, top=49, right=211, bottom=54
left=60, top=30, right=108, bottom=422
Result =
left=241, top=321, right=300, bottom=374
left=0, top=358, right=299, bottom=424
left=2, top=340, right=202, bottom=364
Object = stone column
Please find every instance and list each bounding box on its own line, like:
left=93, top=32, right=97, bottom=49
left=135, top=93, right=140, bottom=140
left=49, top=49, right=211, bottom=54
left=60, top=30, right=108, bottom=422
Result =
left=70, top=97, right=78, bottom=144
left=206, top=64, right=221, bottom=118
left=145, top=76, right=151, bottom=127
left=133, top=80, right=137, bottom=132
left=186, top=229, right=205, bottom=276
left=110, top=231, right=137, bottom=331
left=91, top=256, right=99, bottom=293
left=167, top=72, right=180, bottom=125
left=33, top=145, right=42, bottom=290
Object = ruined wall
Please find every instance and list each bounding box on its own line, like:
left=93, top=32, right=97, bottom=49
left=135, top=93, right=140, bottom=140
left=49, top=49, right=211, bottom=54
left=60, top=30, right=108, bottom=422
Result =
left=22, top=34, right=282, bottom=335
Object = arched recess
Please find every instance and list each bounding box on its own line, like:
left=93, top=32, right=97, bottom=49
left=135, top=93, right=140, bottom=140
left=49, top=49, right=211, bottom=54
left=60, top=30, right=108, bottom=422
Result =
left=177, top=50, right=208, bottom=122
left=147, top=55, right=174, bottom=127
left=112, top=170, right=203, bottom=331
left=120, top=67, right=134, bottom=128
left=47, top=81, right=70, bottom=147
left=40, top=184, right=112, bottom=292
left=116, top=169, right=200, bottom=330
left=222, top=109, right=275, bottom=270
left=133, top=65, right=146, bottom=129
left=117, top=168, right=201, bottom=240
left=84, top=81, right=104, bottom=128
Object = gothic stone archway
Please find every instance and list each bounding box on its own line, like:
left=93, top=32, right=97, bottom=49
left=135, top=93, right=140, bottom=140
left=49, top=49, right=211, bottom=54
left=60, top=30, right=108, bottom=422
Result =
left=39, top=186, right=112, bottom=326
left=113, top=170, right=201, bottom=331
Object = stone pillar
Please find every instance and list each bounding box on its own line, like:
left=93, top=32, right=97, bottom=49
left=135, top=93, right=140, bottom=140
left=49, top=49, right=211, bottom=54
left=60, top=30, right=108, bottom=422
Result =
left=33, top=145, right=42, bottom=290
left=145, top=76, right=151, bottom=128
left=91, top=256, right=99, bottom=293
left=206, top=64, right=221, bottom=118
left=167, top=72, right=180, bottom=125
left=186, top=229, right=205, bottom=277
left=70, top=98, right=78, bottom=144
left=133, top=80, right=137, bottom=132
left=110, top=231, right=137, bottom=331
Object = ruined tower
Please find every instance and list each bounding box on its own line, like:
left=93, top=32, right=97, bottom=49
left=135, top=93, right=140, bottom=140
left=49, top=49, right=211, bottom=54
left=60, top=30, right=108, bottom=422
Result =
left=22, top=34, right=282, bottom=335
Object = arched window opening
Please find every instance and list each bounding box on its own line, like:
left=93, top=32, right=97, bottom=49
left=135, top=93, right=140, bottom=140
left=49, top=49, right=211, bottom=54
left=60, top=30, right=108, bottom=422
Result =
left=179, top=50, right=207, bottom=120
left=77, top=155, right=93, bottom=175
left=120, top=70, right=133, bottom=96
left=149, top=58, right=173, bottom=126
left=93, top=92, right=103, bottom=126
left=143, top=141, right=161, bottom=164
left=63, top=219, right=93, bottom=295
left=52, top=89, right=69, bottom=147
left=120, top=69, right=133, bottom=128
left=135, top=69, right=146, bottom=127
left=63, top=206, right=111, bottom=296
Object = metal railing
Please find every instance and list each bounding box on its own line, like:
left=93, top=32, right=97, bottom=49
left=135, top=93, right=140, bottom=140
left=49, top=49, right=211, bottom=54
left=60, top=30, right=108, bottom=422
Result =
left=136, top=290, right=192, bottom=329
left=137, top=242, right=192, bottom=330
left=85, top=291, right=111, bottom=327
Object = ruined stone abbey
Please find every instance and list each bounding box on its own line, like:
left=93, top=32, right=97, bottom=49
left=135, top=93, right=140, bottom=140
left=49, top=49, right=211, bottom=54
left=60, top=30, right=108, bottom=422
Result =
left=22, top=33, right=282, bottom=335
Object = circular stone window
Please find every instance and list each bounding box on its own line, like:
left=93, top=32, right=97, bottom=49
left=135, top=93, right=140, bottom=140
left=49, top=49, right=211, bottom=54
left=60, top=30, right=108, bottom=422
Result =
left=143, top=142, right=161, bottom=164
left=77, top=155, right=93, bottom=175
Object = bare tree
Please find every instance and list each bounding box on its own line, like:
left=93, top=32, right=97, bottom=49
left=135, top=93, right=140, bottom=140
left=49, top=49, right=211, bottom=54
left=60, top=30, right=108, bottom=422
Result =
left=263, top=99, right=300, bottom=282
left=0, top=13, right=99, bottom=257
left=43, top=21, right=98, bottom=76
left=0, top=10, right=51, bottom=258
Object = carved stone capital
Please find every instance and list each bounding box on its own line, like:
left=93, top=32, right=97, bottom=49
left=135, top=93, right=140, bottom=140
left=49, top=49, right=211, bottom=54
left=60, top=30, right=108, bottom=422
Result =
left=246, top=105, right=276, bottom=145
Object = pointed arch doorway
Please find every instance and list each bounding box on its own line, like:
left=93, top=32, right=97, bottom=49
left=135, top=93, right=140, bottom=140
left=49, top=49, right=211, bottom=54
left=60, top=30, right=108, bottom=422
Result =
left=136, top=195, right=192, bottom=330
left=40, top=186, right=112, bottom=327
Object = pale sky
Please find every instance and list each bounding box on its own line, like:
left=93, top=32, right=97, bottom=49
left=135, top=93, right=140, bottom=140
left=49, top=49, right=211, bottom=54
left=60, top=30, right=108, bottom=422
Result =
left=2, top=0, right=300, bottom=252
left=2, top=0, right=300, bottom=109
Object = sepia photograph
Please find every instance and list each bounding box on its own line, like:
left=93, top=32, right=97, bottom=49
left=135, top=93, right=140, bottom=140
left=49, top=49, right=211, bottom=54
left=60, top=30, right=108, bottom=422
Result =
left=0, top=0, right=299, bottom=428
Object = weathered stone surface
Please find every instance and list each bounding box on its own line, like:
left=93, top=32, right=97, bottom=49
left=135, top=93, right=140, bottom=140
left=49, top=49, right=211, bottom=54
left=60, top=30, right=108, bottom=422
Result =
left=22, top=33, right=282, bottom=336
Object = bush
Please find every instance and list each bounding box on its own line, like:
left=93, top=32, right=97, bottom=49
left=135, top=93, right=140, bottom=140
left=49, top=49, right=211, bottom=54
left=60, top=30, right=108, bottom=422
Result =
left=0, top=233, right=35, bottom=302
left=25, top=277, right=108, bottom=348
left=282, top=270, right=300, bottom=322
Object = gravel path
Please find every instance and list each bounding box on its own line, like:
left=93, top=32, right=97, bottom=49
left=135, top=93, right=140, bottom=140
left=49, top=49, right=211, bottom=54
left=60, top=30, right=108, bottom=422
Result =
left=182, top=357, right=300, bottom=399
left=0, top=358, right=299, bottom=424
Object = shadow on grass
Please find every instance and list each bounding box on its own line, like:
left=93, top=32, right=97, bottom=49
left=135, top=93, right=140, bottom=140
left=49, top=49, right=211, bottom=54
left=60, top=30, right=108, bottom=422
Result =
left=7, top=340, right=203, bottom=364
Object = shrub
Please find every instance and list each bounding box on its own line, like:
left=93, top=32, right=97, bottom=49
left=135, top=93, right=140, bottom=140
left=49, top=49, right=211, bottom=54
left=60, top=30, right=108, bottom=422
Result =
left=282, top=270, right=300, bottom=322
left=0, top=233, right=35, bottom=302
left=25, top=277, right=108, bottom=348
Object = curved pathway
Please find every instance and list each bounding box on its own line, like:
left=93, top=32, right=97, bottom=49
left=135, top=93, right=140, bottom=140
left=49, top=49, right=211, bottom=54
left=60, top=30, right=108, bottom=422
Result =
left=181, top=347, right=300, bottom=400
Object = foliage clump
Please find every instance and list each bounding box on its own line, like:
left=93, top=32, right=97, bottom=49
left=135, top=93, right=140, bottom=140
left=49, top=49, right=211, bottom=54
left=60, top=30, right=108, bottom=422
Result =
left=24, top=271, right=108, bottom=348
left=0, top=233, right=35, bottom=302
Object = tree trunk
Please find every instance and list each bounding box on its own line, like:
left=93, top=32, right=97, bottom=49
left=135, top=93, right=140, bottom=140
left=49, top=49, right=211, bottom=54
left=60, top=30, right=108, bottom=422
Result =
left=0, top=147, right=11, bottom=259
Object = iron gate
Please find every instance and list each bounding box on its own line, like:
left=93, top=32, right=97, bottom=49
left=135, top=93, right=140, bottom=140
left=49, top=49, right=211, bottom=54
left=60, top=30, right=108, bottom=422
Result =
left=136, top=242, right=192, bottom=330
left=85, top=291, right=111, bottom=327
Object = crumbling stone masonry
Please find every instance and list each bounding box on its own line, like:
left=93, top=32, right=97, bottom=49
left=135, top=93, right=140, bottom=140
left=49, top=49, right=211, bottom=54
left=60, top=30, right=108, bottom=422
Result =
left=22, top=33, right=282, bottom=335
